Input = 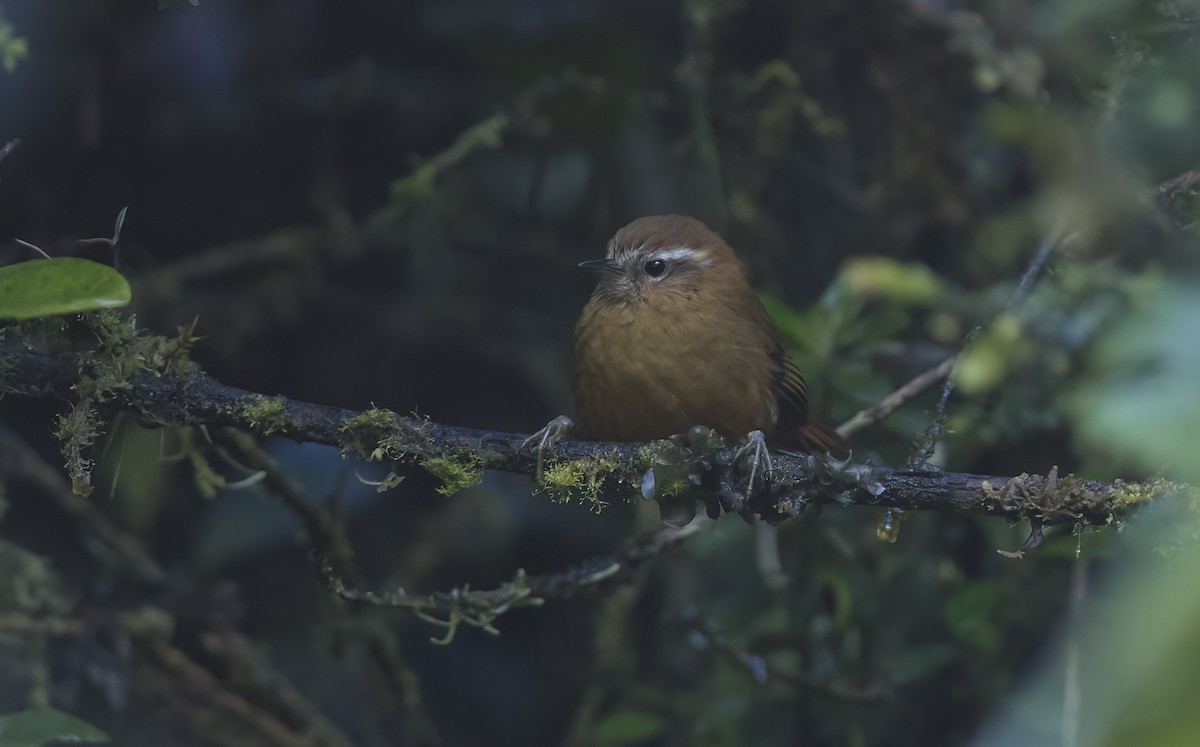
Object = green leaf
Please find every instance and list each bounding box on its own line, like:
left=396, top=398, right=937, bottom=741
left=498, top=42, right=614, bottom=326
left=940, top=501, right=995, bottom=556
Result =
left=0, top=708, right=109, bottom=747
left=593, top=711, right=667, bottom=745
left=0, top=258, right=131, bottom=320
left=841, top=256, right=947, bottom=305
left=1069, top=282, right=1200, bottom=482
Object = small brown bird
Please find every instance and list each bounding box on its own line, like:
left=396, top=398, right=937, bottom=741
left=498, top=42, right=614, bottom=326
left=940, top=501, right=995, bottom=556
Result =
left=540, top=215, right=846, bottom=462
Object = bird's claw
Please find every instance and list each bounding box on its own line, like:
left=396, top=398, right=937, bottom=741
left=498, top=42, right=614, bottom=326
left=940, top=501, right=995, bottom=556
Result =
left=521, top=415, right=574, bottom=482
left=736, top=429, right=773, bottom=498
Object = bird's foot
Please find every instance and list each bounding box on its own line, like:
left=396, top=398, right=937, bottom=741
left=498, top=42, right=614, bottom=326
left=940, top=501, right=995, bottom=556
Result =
left=736, top=429, right=773, bottom=498
left=521, top=415, right=574, bottom=482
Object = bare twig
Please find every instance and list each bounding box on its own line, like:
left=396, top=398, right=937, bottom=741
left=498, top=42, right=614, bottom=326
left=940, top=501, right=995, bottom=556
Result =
left=837, top=357, right=953, bottom=438
left=909, top=231, right=1062, bottom=466
left=1006, top=232, right=1063, bottom=312
left=315, top=520, right=706, bottom=642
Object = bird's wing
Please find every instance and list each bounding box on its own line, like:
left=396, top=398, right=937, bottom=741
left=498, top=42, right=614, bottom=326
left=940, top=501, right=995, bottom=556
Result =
left=758, top=303, right=849, bottom=458
left=771, top=348, right=809, bottom=427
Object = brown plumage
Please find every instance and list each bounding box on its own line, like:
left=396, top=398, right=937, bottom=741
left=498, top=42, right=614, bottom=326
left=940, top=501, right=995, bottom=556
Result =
left=573, top=215, right=847, bottom=458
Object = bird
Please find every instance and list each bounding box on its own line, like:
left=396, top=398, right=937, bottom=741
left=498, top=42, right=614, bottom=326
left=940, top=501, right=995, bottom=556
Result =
left=526, top=215, right=847, bottom=481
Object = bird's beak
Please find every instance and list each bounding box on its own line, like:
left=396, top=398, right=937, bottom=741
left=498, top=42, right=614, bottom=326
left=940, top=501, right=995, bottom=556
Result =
left=578, top=258, right=622, bottom=275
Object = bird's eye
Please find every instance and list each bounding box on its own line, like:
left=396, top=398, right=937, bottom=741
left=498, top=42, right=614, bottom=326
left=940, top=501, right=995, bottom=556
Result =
left=643, top=259, right=666, bottom=277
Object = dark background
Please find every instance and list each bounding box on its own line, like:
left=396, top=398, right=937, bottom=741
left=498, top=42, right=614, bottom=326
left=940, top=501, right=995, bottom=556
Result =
left=1, top=1, right=1198, bottom=745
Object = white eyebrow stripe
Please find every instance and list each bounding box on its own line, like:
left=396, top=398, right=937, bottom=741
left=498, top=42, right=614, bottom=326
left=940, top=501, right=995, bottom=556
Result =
left=651, top=246, right=712, bottom=266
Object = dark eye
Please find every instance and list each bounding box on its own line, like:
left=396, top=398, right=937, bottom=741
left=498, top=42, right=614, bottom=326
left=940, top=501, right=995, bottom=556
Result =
left=643, top=259, right=666, bottom=277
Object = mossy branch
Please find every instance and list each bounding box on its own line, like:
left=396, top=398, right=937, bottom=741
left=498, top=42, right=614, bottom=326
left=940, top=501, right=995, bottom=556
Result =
left=313, top=520, right=705, bottom=645
left=0, top=327, right=1188, bottom=529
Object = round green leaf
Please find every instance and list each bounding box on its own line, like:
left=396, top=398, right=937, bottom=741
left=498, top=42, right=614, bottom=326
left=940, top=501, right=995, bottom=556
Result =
left=0, top=258, right=131, bottom=320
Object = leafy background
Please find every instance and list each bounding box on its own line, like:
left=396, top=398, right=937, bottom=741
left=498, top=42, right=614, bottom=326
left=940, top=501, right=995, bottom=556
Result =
left=0, top=1, right=1198, bottom=746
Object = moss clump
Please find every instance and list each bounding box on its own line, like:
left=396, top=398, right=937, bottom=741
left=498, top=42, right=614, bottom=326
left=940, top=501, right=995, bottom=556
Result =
left=537, top=454, right=622, bottom=513
left=53, top=399, right=102, bottom=498
left=980, top=471, right=1195, bottom=531
left=659, top=477, right=691, bottom=497
left=341, top=405, right=399, bottom=434
left=541, top=461, right=584, bottom=500
left=341, top=408, right=484, bottom=497
left=422, top=454, right=484, bottom=496
left=1108, top=478, right=1192, bottom=508
left=80, top=311, right=200, bottom=388
left=45, top=312, right=202, bottom=497
left=240, top=395, right=288, bottom=436
left=339, top=407, right=432, bottom=462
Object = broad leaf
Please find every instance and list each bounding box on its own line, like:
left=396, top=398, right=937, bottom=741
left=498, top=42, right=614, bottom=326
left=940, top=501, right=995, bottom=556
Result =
left=0, top=258, right=131, bottom=320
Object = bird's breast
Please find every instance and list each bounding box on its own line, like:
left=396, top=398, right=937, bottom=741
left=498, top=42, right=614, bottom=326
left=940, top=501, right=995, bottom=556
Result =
left=573, top=296, right=778, bottom=442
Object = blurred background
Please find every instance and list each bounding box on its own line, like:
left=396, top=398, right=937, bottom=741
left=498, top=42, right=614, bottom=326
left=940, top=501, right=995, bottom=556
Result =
left=1, top=0, right=1199, bottom=745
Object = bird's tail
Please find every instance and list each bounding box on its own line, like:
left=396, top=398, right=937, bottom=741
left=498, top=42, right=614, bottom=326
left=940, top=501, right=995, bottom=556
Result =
left=796, top=422, right=850, bottom=460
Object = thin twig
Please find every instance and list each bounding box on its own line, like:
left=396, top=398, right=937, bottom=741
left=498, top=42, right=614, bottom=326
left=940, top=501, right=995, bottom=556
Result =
left=316, top=520, right=706, bottom=639
left=837, top=357, right=953, bottom=438
left=1006, top=232, right=1063, bottom=311
left=909, top=231, right=1063, bottom=466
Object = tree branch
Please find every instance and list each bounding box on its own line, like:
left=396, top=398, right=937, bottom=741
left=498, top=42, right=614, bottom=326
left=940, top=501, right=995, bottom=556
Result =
left=313, top=520, right=706, bottom=644
left=0, top=337, right=1183, bottom=530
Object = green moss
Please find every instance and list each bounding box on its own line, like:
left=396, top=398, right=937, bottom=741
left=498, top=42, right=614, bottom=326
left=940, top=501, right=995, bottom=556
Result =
left=1108, top=478, right=1192, bottom=508
left=341, top=408, right=486, bottom=497
left=660, top=478, right=691, bottom=497
left=422, top=454, right=484, bottom=496
left=240, top=395, right=288, bottom=436
left=53, top=399, right=101, bottom=498
left=981, top=472, right=1195, bottom=530
left=634, top=443, right=661, bottom=469
left=342, top=406, right=400, bottom=433
left=541, top=461, right=584, bottom=502
left=339, top=407, right=432, bottom=462
left=35, top=312, right=203, bottom=496
left=536, top=454, right=622, bottom=513
left=80, top=310, right=199, bottom=388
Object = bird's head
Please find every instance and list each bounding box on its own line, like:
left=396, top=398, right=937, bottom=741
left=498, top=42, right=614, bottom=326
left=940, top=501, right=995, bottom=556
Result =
left=580, top=215, right=742, bottom=307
